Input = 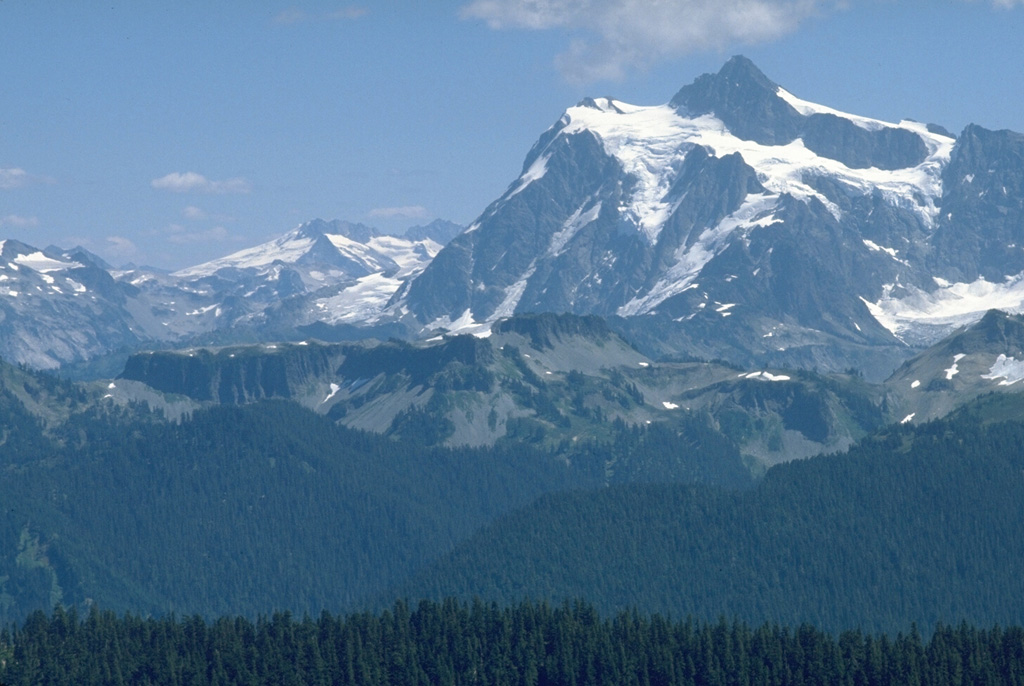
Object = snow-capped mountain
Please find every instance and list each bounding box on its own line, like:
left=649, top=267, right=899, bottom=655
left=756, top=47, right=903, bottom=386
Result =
left=0, top=240, right=149, bottom=368
left=5, top=56, right=1024, bottom=379
left=0, top=220, right=460, bottom=369
left=395, top=56, right=1024, bottom=379
left=127, top=218, right=450, bottom=336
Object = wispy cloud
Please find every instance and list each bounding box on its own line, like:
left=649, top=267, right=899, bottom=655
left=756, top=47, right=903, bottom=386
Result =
left=151, top=172, right=251, bottom=195
left=0, top=167, right=55, bottom=189
left=369, top=205, right=430, bottom=219
left=0, top=214, right=39, bottom=228
left=274, top=6, right=367, bottom=24
left=104, top=236, right=140, bottom=260
left=182, top=205, right=208, bottom=220
left=165, top=224, right=233, bottom=245
left=328, top=6, right=369, bottom=19
left=462, top=0, right=1023, bottom=82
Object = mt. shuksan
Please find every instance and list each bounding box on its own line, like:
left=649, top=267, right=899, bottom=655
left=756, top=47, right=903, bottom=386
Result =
left=395, top=56, right=1024, bottom=379
left=3, top=57, right=1024, bottom=379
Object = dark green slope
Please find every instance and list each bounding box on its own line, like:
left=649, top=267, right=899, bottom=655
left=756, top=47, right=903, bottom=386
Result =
left=0, top=356, right=752, bottom=624
left=396, top=412, right=1024, bottom=633
left=0, top=400, right=585, bottom=623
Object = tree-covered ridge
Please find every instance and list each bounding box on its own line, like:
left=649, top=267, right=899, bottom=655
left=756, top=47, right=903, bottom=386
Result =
left=399, top=411, right=1024, bottom=633
left=0, top=386, right=749, bottom=626
left=3, top=600, right=1024, bottom=686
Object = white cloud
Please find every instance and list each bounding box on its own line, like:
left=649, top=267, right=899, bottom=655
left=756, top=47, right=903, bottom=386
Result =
left=462, top=0, right=825, bottom=81
left=151, top=172, right=251, bottom=195
left=182, top=205, right=208, bottom=220
left=463, top=0, right=1024, bottom=82
left=0, top=167, right=54, bottom=189
left=0, top=214, right=39, bottom=228
left=368, top=205, right=430, bottom=219
left=0, top=168, right=30, bottom=189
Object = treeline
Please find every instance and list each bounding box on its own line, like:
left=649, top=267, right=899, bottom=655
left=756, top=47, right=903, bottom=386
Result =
left=3, top=600, right=1024, bottom=685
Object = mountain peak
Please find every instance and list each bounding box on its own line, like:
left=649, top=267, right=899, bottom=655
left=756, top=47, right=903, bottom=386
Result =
left=716, top=55, right=779, bottom=91
left=297, top=219, right=378, bottom=244
left=670, top=55, right=800, bottom=145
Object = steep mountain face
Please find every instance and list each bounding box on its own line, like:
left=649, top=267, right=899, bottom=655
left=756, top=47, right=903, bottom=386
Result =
left=396, top=56, right=1024, bottom=379
left=0, top=241, right=146, bottom=368
left=0, top=220, right=459, bottom=369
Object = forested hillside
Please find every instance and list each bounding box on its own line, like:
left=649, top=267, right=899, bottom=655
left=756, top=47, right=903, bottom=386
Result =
left=399, top=406, right=1024, bottom=633
left=0, top=376, right=749, bottom=625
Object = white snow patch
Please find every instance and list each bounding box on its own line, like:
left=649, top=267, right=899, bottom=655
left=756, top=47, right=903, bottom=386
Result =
left=617, top=192, right=779, bottom=316
left=322, top=382, right=341, bottom=403
left=944, top=353, right=965, bottom=380
left=548, top=202, right=602, bottom=258
left=778, top=87, right=890, bottom=132
left=982, top=354, right=1024, bottom=386
left=185, top=304, right=220, bottom=316
left=107, top=382, right=116, bottom=389
left=14, top=252, right=82, bottom=273
left=314, top=273, right=404, bottom=325
left=744, top=371, right=791, bottom=382
left=427, top=308, right=492, bottom=337
left=911, top=379, right=921, bottom=389
left=367, top=235, right=442, bottom=276
left=507, top=153, right=550, bottom=198
left=862, top=239, right=899, bottom=259
left=901, top=413, right=915, bottom=424
left=662, top=401, right=679, bottom=409
left=863, top=275, right=1024, bottom=342
left=490, top=264, right=538, bottom=322
left=638, top=361, right=650, bottom=367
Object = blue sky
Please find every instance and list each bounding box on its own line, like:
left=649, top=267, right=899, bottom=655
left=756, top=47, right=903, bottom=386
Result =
left=2, top=0, right=1024, bottom=270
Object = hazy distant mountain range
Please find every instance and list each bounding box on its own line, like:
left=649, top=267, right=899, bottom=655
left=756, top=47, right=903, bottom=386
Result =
left=0, top=219, right=461, bottom=369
